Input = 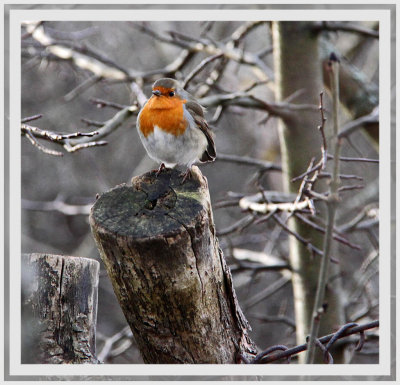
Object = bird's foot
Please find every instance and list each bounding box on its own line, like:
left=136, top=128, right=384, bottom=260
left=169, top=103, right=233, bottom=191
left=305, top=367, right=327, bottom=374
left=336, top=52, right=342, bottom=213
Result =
left=154, top=163, right=166, bottom=177
left=180, top=168, right=192, bottom=184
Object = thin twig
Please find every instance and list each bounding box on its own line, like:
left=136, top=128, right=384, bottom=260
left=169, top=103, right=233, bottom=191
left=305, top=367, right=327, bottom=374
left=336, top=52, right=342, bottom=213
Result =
left=313, top=21, right=379, bottom=39
left=250, top=313, right=296, bottom=330
left=243, top=274, right=292, bottom=309
left=328, top=154, right=379, bottom=163
left=43, top=25, right=100, bottom=40
left=81, top=118, right=105, bottom=127
left=21, top=114, right=43, bottom=123
left=89, top=97, right=128, bottom=110
left=216, top=153, right=282, bottom=171
left=229, top=21, right=268, bottom=45
left=338, top=107, right=379, bottom=138
left=294, top=213, right=361, bottom=251
left=182, top=53, right=224, bottom=89
left=22, top=105, right=136, bottom=155
left=217, top=214, right=256, bottom=236
left=306, top=52, right=342, bottom=364
left=64, top=75, right=103, bottom=102
left=97, top=325, right=133, bottom=362
left=272, top=214, right=325, bottom=258
left=23, top=130, right=63, bottom=156
left=22, top=196, right=93, bottom=215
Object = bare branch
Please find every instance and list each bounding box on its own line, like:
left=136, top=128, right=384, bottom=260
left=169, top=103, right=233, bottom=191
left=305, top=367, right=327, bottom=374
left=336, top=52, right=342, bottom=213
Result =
left=63, top=140, right=108, bottom=153
left=23, top=21, right=131, bottom=80
left=90, top=98, right=129, bottom=110
left=81, top=118, right=105, bottom=127
left=24, top=125, right=100, bottom=141
left=64, top=75, right=103, bottom=102
left=97, top=325, right=133, bottom=362
left=43, top=24, right=100, bottom=40
left=313, top=21, right=379, bottom=39
left=339, top=212, right=378, bottom=233
left=22, top=195, right=93, bottom=215
left=231, top=248, right=290, bottom=271
left=199, top=92, right=318, bottom=118
left=217, top=214, right=256, bottom=236
left=306, top=53, right=342, bottom=364
left=67, top=105, right=136, bottom=147
left=131, top=22, right=274, bottom=81
left=22, top=105, right=136, bottom=155
left=250, top=313, right=296, bottom=330
left=216, top=153, right=281, bottom=171
left=243, top=274, right=292, bottom=309
left=23, top=129, right=63, bottom=157
left=338, top=106, right=379, bottom=138
left=130, top=81, right=148, bottom=108
left=320, top=172, right=363, bottom=181
left=239, top=194, right=312, bottom=214
left=182, top=53, right=224, bottom=89
left=328, top=154, right=379, bottom=163
left=294, top=213, right=361, bottom=251
left=21, top=21, right=44, bottom=39
left=229, top=21, right=269, bottom=46
left=350, top=300, right=378, bottom=323
left=240, top=320, right=379, bottom=364
left=21, top=114, right=43, bottom=123
left=272, top=214, right=325, bottom=259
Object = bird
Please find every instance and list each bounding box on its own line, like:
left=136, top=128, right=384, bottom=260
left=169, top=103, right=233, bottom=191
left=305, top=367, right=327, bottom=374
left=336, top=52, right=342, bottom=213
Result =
left=136, top=78, right=216, bottom=183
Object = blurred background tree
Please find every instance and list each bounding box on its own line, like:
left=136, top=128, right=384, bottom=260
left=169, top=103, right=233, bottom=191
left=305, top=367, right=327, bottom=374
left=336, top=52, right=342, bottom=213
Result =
left=21, top=16, right=379, bottom=364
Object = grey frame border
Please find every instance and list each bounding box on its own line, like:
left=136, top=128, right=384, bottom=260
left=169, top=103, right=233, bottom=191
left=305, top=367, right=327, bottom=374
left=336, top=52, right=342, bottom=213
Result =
left=4, top=2, right=396, bottom=381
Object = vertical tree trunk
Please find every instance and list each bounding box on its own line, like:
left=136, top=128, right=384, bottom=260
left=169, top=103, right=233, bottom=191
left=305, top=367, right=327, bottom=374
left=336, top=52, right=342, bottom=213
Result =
left=22, top=253, right=100, bottom=364
left=89, top=167, right=255, bottom=364
left=272, top=22, right=345, bottom=363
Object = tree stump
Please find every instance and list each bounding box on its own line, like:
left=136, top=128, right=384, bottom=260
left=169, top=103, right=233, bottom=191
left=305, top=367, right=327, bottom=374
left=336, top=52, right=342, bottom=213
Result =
left=90, top=166, right=255, bottom=363
left=22, top=253, right=100, bottom=364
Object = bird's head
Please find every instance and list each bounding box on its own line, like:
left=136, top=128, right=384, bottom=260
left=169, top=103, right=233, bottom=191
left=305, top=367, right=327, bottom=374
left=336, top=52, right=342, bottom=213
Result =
left=151, top=78, right=186, bottom=100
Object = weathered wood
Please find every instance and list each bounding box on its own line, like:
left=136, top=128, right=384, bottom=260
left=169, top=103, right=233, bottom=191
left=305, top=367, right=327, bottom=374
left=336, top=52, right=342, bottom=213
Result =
left=90, top=166, right=255, bottom=363
left=22, top=253, right=100, bottom=364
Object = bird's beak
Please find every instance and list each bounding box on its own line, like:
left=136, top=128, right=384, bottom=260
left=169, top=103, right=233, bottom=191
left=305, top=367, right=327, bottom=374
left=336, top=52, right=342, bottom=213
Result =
left=152, top=90, right=161, bottom=96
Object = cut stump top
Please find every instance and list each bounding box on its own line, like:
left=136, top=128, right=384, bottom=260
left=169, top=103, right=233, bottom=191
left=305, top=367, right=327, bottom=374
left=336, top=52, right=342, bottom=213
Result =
left=91, top=166, right=208, bottom=239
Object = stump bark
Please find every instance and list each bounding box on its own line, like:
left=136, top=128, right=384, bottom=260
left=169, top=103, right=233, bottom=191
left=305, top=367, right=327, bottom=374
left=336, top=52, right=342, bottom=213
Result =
left=89, top=166, right=255, bottom=363
left=22, top=253, right=100, bottom=364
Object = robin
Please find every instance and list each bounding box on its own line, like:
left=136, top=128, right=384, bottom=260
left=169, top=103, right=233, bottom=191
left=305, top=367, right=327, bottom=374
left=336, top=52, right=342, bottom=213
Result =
left=136, top=78, right=216, bottom=182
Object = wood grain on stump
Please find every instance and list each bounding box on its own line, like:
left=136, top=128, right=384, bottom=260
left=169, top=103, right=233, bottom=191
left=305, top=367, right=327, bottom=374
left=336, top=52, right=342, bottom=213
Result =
left=90, top=166, right=255, bottom=363
left=22, top=253, right=100, bottom=364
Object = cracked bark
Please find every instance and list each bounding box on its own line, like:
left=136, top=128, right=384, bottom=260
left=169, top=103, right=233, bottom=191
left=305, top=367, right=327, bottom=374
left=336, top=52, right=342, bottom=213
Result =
left=89, top=166, right=255, bottom=363
left=22, top=253, right=100, bottom=363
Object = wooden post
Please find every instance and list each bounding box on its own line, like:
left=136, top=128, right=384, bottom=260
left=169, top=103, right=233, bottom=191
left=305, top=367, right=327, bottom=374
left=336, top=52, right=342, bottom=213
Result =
left=89, top=166, right=255, bottom=364
left=22, top=253, right=100, bottom=364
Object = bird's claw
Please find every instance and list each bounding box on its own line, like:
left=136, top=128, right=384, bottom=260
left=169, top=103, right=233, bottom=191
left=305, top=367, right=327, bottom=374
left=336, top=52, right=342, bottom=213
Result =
left=154, top=163, right=166, bottom=177
left=180, top=168, right=192, bottom=184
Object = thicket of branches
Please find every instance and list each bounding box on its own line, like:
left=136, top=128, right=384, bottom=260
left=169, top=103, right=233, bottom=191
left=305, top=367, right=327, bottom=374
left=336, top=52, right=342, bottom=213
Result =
left=21, top=18, right=379, bottom=364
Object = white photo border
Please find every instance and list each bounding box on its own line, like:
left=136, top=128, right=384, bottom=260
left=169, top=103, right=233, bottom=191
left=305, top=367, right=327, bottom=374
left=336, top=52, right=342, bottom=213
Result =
left=4, top=2, right=395, bottom=381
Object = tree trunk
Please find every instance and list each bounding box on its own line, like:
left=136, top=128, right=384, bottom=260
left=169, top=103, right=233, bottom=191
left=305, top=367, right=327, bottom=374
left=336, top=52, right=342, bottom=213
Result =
left=272, top=21, right=345, bottom=363
left=22, top=253, right=100, bottom=364
left=89, top=166, right=255, bottom=364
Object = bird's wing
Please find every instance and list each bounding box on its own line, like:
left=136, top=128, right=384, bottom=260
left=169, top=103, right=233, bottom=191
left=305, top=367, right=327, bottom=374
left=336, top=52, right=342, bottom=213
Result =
left=185, top=100, right=216, bottom=162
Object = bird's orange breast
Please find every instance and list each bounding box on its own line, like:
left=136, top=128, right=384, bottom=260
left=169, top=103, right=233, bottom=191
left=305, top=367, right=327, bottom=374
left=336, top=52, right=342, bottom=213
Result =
left=139, top=95, right=187, bottom=137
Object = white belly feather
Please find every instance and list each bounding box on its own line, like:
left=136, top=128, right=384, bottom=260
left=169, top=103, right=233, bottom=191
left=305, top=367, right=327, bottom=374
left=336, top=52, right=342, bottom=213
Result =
left=138, top=107, right=208, bottom=168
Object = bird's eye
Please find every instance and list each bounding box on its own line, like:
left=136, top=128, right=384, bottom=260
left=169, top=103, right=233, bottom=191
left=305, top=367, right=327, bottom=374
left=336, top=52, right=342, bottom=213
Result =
left=169, top=91, right=175, bottom=97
